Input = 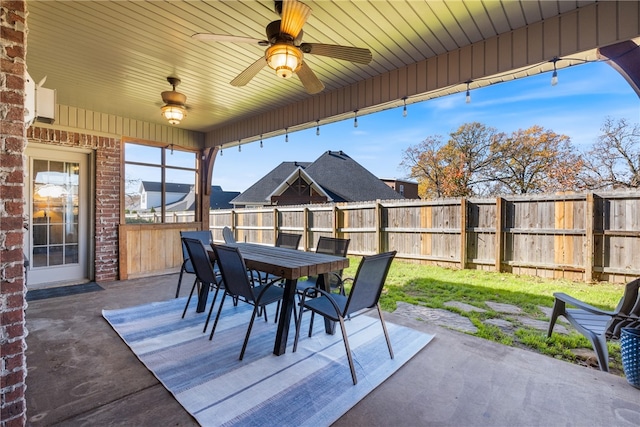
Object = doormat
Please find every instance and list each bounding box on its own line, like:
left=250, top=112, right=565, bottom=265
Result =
left=26, top=282, right=103, bottom=302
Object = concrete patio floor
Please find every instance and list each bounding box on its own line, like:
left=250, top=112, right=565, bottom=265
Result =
left=25, top=274, right=640, bottom=426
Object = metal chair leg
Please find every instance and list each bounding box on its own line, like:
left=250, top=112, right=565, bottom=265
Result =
left=377, top=303, right=394, bottom=359
left=209, top=292, right=228, bottom=341
left=240, top=305, right=260, bottom=360
left=338, top=316, right=357, bottom=385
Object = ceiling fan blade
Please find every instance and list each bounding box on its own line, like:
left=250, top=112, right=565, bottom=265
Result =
left=280, top=0, right=311, bottom=39
left=192, top=33, right=267, bottom=46
left=296, top=61, right=324, bottom=94
left=300, top=43, right=372, bottom=64
left=230, top=56, right=267, bottom=87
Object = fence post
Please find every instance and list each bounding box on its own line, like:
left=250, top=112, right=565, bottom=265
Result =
left=376, top=199, right=383, bottom=253
left=495, top=197, right=504, bottom=272
left=333, top=204, right=338, bottom=238
left=585, top=193, right=594, bottom=282
left=230, top=209, right=236, bottom=240
left=460, top=198, right=467, bottom=269
left=273, top=208, right=279, bottom=245
left=303, top=206, right=309, bottom=250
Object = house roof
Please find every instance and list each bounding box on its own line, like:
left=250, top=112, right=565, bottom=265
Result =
left=153, top=184, right=240, bottom=211
left=140, top=181, right=193, bottom=194
left=231, top=151, right=404, bottom=205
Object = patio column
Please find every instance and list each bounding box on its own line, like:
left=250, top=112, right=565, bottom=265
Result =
left=0, top=1, right=28, bottom=426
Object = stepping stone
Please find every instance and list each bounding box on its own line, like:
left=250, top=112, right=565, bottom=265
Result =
left=395, top=302, right=478, bottom=333
left=516, top=316, right=570, bottom=334
left=444, top=301, right=487, bottom=313
left=484, top=318, right=514, bottom=332
left=537, top=306, right=569, bottom=324
left=485, top=301, right=522, bottom=314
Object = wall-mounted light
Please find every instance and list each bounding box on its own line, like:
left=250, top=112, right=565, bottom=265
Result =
left=160, top=76, right=187, bottom=125
left=266, top=43, right=302, bottom=79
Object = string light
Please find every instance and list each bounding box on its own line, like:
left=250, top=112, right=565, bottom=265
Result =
left=465, top=80, right=472, bottom=104
left=238, top=139, right=241, bottom=152
left=402, top=97, right=408, bottom=117
left=353, top=110, right=358, bottom=128
left=550, top=56, right=559, bottom=86
left=285, top=128, right=289, bottom=143
left=316, top=119, right=320, bottom=136
left=260, top=134, right=263, bottom=148
left=219, top=147, right=223, bottom=156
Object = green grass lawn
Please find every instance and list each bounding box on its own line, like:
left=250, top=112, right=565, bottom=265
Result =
left=342, top=256, right=627, bottom=373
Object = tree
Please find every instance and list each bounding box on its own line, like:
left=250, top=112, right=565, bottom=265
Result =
left=580, top=117, right=640, bottom=189
left=400, top=123, right=502, bottom=198
left=488, top=125, right=582, bottom=194
left=400, top=135, right=449, bottom=198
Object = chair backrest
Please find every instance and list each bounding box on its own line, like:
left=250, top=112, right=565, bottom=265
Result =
left=607, top=278, right=640, bottom=337
left=212, top=244, right=255, bottom=301
left=275, top=232, right=302, bottom=250
left=222, top=226, right=236, bottom=243
left=182, top=237, right=219, bottom=286
left=344, top=251, right=396, bottom=316
left=316, top=236, right=350, bottom=257
left=315, top=237, right=351, bottom=287
left=180, top=231, right=213, bottom=274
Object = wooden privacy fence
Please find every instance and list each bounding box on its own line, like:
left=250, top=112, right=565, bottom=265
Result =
left=209, top=191, right=640, bottom=283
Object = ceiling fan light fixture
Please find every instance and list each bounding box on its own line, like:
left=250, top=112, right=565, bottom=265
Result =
left=161, top=76, right=187, bottom=125
left=161, top=104, right=186, bottom=125
left=266, top=43, right=302, bottom=79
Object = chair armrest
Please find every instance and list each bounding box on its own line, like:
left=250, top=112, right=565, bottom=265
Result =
left=300, top=286, right=342, bottom=315
left=553, top=292, right=615, bottom=316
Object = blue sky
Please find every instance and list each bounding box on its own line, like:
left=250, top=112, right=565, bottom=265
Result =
left=213, top=60, right=639, bottom=192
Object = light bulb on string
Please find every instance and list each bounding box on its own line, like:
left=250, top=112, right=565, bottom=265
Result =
left=285, top=128, right=289, bottom=143
left=219, top=147, right=223, bottom=156
left=465, top=80, right=472, bottom=104
left=316, top=120, right=320, bottom=136
left=402, top=97, right=408, bottom=117
left=238, top=140, right=241, bottom=152
left=260, top=134, right=263, bottom=148
left=550, top=57, right=559, bottom=86
left=353, top=110, right=358, bottom=128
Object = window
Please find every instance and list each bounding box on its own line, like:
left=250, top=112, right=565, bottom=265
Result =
left=124, top=142, right=198, bottom=223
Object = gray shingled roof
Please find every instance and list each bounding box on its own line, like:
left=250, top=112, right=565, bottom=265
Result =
left=231, top=151, right=403, bottom=205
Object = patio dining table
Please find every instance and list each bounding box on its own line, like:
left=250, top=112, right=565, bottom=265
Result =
left=199, top=242, right=349, bottom=356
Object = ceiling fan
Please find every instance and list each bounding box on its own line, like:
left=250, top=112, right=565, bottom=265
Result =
left=192, top=0, right=373, bottom=94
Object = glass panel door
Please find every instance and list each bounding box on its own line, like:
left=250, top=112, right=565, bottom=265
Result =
left=26, top=146, right=88, bottom=287
left=31, top=159, right=79, bottom=267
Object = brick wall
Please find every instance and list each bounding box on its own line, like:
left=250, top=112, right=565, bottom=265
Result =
left=26, top=128, right=121, bottom=282
left=1, top=1, right=28, bottom=426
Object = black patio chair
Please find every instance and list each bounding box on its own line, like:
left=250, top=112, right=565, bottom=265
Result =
left=176, top=230, right=214, bottom=298
left=293, top=251, right=397, bottom=385
left=181, top=237, right=224, bottom=334
left=209, top=244, right=285, bottom=360
left=547, top=277, right=640, bottom=372
left=296, top=236, right=350, bottom=295
left=274, top=236, right=351, bottom=323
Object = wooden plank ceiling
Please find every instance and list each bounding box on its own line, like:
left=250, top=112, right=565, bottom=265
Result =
left=25, top=0, right=597, bottom=134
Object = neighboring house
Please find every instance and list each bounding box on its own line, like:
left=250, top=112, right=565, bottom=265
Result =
left=138, top=182, right=193, bottom=210
left=231, top=150, right=405, bottom=208
left=138, top=182, right=239, bottom=211
left=381, top=178, right=420, bottom=199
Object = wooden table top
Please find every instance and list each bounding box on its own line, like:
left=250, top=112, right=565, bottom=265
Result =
left=225, top=243, right=349, bottom=281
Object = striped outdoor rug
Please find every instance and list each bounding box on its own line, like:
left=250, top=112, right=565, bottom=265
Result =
left=103, top=296, right=434, bottom=427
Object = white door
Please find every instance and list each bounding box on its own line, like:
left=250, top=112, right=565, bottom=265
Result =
left=26, top=146, right=90, bottom=287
